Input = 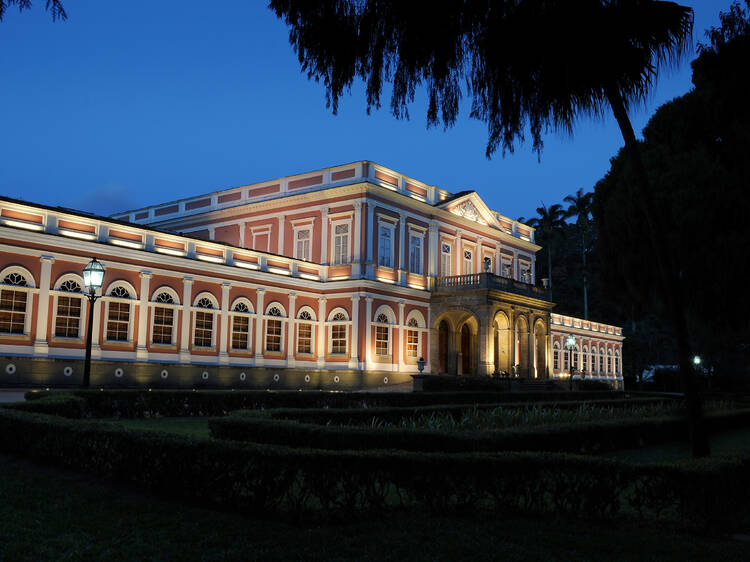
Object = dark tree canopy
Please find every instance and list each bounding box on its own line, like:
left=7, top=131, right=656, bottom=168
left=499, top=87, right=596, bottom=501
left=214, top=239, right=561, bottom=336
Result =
left=0, top=0, right=66, bottom=21
left=270, top=0, right=692, bottom=156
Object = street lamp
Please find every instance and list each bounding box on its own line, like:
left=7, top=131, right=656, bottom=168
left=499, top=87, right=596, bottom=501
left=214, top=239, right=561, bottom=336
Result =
left=82, top=257, right=105, bottom=388
left=565, top=334, right=576, bottom=391
left=693, top=355, right=701, bottom=366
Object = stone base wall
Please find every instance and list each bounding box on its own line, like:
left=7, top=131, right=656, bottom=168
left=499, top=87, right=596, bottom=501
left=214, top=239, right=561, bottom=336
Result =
left=0, top=356, right=410, bottom=390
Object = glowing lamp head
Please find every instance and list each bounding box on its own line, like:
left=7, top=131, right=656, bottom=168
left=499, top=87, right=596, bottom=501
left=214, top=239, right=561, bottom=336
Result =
left=693, top=355, right=701, bottom=366
left=83, top=257, right=105, bottom=292
left=565, top=334, right=576, bottom=349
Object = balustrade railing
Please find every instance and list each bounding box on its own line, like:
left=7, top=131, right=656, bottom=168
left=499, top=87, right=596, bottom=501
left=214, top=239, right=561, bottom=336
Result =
left=435, top=272, right=551, bottom=300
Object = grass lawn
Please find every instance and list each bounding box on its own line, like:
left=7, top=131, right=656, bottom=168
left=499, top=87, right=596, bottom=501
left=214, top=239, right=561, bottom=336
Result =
left=603, top=427, right=750, bottom=464
left=1, top=454, right=749, bottom=561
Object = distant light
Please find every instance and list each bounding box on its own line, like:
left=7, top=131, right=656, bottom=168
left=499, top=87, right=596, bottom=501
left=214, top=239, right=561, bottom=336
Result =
left=83, top=257, right=105, bottom=291
left=693, top=355, right=701, bottom=365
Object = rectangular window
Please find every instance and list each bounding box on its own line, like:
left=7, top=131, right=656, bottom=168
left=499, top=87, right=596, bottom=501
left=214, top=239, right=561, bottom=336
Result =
left=607, top=355, right=612, bottom=374
left=194, top=311, right=213, bottom=347
left=266, top=319, right=282, bottom=352
left=375, top=325, right=389, bottom=356
left=407, top=329, right=419, bottom=357
left=106, top=302, right=129, bottom=341
left=563, top=351, right=569, bottom=371
left=520, top=264, right=531, bottom=283
left=152, top=307, right=173, bottom=344
left=553, top=350, right=559, bottom=370
left=231, top=316, right=249, bottom=350
left=0, top=289, right=27, bottom=334
left=463, top=249, right=473, bottom=275
left=582, top=353, right=587, bottom=372
left=502, top=259, right=513, bottom=278
left=409, top=235, right=422, bottom=274
left=297, top=322, right=312, bottom=354
left=295, top=229, right=311, bottom=262
left=440, top=243, right=451, bottom=276
left=599, top=354, right=604, bottom=373
left=333, top=223, right=350, bottom=265
left=572, top=349, right=579, bottom=370
left=55, top=296, right=81, bottom=338
left=378, top=225, right=392, bottom=268
left=331, top=324, right=347, bottom=354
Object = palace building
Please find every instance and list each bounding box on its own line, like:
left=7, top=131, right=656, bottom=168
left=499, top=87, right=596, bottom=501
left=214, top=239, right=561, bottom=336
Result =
left=0, top=161, right=623, bottom=389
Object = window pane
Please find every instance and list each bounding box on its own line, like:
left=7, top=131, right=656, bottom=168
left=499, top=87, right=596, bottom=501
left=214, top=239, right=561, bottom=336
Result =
left=266, top=319, right=282, bottom=352
left=298, top=322, right=312, bottom=354
left=194, top=311, right=213, bottom=347
left=375, top=325, right=389, bottom=356
left=331, top=324, right=347, bottom=354
left=106, top=302, right=129, bottom=341
left=407, top=329, right=419, bottom=357
left=55, top=296, right=81, bottom=338
left=0, top=289, right=27, bottom=334
left=231, top=315, right=249, bottom=349
left=378, top=226, right=391, bottom=267
left=153, top=307, right=173, bottom=344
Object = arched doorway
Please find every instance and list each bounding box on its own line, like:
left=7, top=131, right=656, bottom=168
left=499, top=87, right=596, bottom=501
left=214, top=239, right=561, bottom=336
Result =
left=461, top=324, right=472, bottom=375
left=494, top=311, right=511, bottom=375
left=438, top=320, right=450, bottom=373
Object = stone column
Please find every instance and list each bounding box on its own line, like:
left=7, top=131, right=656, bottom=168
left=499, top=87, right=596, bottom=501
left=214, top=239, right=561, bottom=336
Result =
left=478, top=310, right=494, bottom=376
left=398, top=300, right=406, bottom=371
left=365, top=203, right=375, bottom=278
left=33, top=255, right=55, bottom=355
left=287, top=292, right=297, bottom=367
left=136, top=271, right=151, bottom=360
left=365, top=297, right=373, bottom=369
left=349, top=295, right=360, bottom=368
left=254, top=288, right=265, bottom=366
left=317, top=296, right=327, bottom=367
left=352, top=201, right=362, bottom=277
left=399, top=213, right=408, bottom=284
left=528, top=326, right=536, bottom=378
left=219, top=282, right=231, bottom=364
left=508, top=308, right=516, bottom=374
left=320, top=206, right=329, bottom=265
left=179, top=277, right=193, bottom=363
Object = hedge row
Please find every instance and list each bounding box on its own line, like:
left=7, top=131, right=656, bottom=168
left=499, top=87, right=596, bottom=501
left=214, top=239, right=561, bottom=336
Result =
left=22, top=389, right=628, bottom=418
left=249, top=397, right=675, bottom=425
left=1, top=408, right=748, bottom=531
left=209, top=409, right=750, bottom=454
left=2, top=394, right=86, bottom=418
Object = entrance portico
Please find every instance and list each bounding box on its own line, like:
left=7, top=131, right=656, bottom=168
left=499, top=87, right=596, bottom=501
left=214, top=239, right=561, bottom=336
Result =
left=430, top=273, right=554, bottom=378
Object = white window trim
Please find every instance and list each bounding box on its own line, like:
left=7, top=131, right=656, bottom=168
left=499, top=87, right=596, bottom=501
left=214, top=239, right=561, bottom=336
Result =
left=293, top=224, right=313, bottom=262
left=103, top=281, right=137, bottom=343
left=462, top=244, right=475, bottom=275
left=377, top=219, right=396, bottom=269
left=263, top=302, right=288, bottom=354
left=372, top=305, right=395, bottom=357
left=327, top=307, right=350, bottom=356
left=0, top=266, right=37, bottom=337
left=404, top=310, right=426, bottom=360
left=149, top=286, right=181, bottom=347
left=229, top=297, right=254, bottom=352
left=408, top=228, right=425, bottom=275
left=250, top=226, right=272, bottom=252
left=296, top=305, right=317, bottom=356
left=51, top=273, right=86, bottom=341
left=191, top=292, right=219, bottom=349
left=331, top=216, right=353, bottom=265
left=440, top=239, right=453, bottom=277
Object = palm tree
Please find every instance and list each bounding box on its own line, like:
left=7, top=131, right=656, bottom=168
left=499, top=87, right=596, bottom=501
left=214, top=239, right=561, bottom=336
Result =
left=526, top=203, right=565, bottom=295
left=271, top=1, right=707, bottom=456
left=564, top=189, right=594, bottom=320
left=0, top=0, right=66, bottom=21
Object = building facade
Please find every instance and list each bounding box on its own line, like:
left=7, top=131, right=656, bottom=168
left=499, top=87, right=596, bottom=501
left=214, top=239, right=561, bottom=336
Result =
left=0, top=161, right=622, bottom=388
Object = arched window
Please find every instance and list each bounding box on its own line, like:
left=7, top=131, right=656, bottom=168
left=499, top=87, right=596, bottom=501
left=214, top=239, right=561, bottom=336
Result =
left=553, top=342, right=560, bottom=371
left=328, top=308, right=349, bottom=355
left=297, top=308, right=315, bottom=354
left=607, top=350, right=612, bottom=375
left=105, top=285, right=132, bottom=342
left=55, top=279, right=83, bottom=338
left=374, top=311, right=391, bottom=356
left=0, top=271, right=29, bottom=335
left=406, top=317, right=420, bottom=358
left=193, top=296, right=215, bottom=348
left=230, top=300, right=253, bottom=351
left=265, top=304, right=285, bottom=353
left=582, top=346, right=588, bottom=373
left=152, top=290, right=177, bottom=345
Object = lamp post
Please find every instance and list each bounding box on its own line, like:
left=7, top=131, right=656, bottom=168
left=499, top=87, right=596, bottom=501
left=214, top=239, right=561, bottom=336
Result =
left=82, top=257, right=105, bottom=388
left=565, top=334, right=576, bottom=391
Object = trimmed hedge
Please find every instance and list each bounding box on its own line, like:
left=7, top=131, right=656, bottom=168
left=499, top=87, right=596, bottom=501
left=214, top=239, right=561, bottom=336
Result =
left=0, top=408, right=748, bottom=531
left=22, top=389, right=629, bottom=418
left=209, top=409, right=750, bottom=455
left=2, top=394, right=86, bottom=418
left=248, top=397, right=675, bottom=425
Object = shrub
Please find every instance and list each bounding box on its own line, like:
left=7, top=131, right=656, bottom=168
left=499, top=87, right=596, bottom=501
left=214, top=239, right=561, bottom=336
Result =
left=210, top=409, right=750, bottom=455
left=0, top=408, right=748, bottom=531
left=1, top=394, right=86, bottom=418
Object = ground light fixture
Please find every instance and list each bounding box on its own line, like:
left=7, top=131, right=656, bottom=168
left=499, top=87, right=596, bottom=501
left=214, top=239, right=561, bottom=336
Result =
left=82, top=257, right=105, bottom=388
left=565, top=334, right=576, bottom=391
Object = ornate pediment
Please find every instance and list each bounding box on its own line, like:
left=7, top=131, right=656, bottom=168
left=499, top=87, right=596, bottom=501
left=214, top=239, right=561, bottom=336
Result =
left=450, top=200, right=485, bottom=224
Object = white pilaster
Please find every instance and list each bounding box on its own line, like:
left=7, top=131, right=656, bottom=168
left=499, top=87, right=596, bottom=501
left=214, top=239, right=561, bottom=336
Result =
left=278, top=216, right=285, bottom=256
left=317, top=296, right=327, bottom=367
left=352, top=200, right=362, bottom=277
left=398, top=300, right=406, bottom=372
left=287, top=292, right=297, bottom=367
left=179, top=277, right=193, bottom=363
left=399, top=212, right=407, bottom=284
left=219, top=282, right=231, bottom=364
left=349, top=295, right=360, bottom=368
left=254, top=288, right=265, bottom=366
left=365, top=296, right=373, bottom=369
left=33, top=255, right=54, bottom=355
left=136, top=271, right=151, bottom=360
left=366, top=202, right=374, bottom=278
left=428, top=221, right=438, bottom=284
left=320, top=206, right=329, bottom=265
left=456, top=229, right=463, bottom=275
left=92, top=296, right=102, bottom=358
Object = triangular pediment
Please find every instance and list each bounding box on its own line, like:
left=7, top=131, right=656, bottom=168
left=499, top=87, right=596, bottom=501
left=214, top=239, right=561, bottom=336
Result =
left=438, top=191, right=499, bottom=228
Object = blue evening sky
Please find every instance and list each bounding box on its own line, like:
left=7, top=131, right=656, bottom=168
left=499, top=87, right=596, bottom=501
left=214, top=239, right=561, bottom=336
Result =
left=0, top=0, right=733, bottom=222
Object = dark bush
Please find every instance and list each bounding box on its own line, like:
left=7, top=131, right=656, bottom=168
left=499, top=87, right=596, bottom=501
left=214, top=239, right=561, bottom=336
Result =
left=576, top=380, right=613, bottom=391
left=1, top=408, right=748, bottom=531
left=210, top=409, right=750, bottom=455
left=2, top=394, right=86, bottom=418
left=22, top=389, right=628, bottom=418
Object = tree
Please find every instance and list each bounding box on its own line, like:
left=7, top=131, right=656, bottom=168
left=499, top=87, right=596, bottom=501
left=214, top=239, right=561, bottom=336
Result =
left=564, top=188, right=594, bottom=319
left=525, top=203, right=565, bottom=294
left=0, top=0, right=66, bottom=21
left=270, top=0, right=703, bottom=454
